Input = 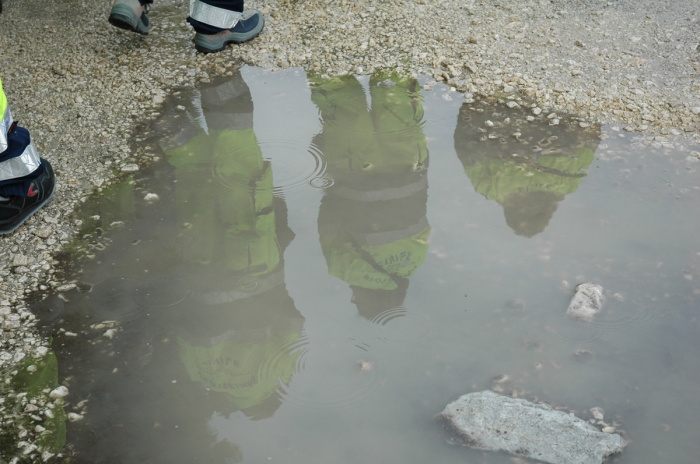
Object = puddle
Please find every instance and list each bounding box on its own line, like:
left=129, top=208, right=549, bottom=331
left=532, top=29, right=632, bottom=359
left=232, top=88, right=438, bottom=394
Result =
left=31, top=67, right=700, bottom=463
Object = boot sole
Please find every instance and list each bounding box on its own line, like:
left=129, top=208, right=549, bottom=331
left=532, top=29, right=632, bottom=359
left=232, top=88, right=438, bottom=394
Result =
left=194, top=17, right=265, bottom=53
left=0, top=180, right=55, bottom=235
left=108, top=5, right=149, bottom=35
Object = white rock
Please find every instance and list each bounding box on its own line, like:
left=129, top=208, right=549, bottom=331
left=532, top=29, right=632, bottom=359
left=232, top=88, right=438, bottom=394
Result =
left=32, top=227, right=53, bottom=239
left=11, top=255, right=30, bottom=267
left=567, top=283, right=604, bottom=322
left=56, top=283, right=76, bottom=292
left=144, top=193, right=160, bottom=201
left=67, top=412, right=84, bottom=422
left=121, top=164, right=139, bottom=172
left=104, top=329, right=117, bottom=339
left=49, top=386, right=69, bottom=399
left=31, top=346, right=49, bottom=358
left=532, top=107, right=542, bottom=115
left=590, top=407, right=605, bottom=420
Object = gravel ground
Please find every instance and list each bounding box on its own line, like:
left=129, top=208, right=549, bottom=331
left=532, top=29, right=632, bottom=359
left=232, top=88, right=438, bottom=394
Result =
left=0, top=0, right=699, bottom=460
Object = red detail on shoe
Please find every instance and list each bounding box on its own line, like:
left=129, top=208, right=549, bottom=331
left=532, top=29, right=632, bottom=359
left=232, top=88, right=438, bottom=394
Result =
left=27, top=184, right=38, bottom=197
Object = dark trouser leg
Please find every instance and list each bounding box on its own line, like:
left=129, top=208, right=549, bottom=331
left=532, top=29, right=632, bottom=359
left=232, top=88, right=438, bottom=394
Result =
left=188, top=0, right=245, bottom=34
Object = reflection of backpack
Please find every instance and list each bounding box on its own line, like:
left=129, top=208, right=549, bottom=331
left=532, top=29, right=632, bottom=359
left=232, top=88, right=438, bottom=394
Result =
left=464, top=145, right=595, bottom=203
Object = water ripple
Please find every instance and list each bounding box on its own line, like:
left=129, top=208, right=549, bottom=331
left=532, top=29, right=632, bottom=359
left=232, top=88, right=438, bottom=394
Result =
left=132, top=276, right=189, bottom=308
left=278, top=337, right=385, bottom=409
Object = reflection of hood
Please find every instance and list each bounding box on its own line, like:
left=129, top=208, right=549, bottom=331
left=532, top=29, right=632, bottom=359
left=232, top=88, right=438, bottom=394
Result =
left=453, top=101, right=600, bottom=236
left=351, top=280, right=409, bottom=323
left=502, top=191, right=563, bottom=237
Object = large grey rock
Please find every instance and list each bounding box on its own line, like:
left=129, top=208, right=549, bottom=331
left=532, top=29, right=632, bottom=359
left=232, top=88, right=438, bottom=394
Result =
left=440, top=391, right=627, bottom=464
left=567, top=283, right=604, bottom=322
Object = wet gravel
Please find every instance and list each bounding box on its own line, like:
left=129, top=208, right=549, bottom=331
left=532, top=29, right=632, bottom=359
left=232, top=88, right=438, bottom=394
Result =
left=0, top=0, right=698, bottom=460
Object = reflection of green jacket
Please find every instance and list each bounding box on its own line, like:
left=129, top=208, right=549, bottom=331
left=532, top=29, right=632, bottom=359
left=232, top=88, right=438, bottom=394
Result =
left=311, top=74, right=430, bottom=291
left=465, top=146, right=595, bottom=203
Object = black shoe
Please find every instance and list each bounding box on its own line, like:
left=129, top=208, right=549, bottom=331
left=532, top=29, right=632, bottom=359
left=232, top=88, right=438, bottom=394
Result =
left=0, top=160, right=56, bottom=235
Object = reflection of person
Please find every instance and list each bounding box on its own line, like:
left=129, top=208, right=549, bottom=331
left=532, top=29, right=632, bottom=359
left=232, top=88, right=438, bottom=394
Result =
left=0, top=78, right=56, bottom=234
left=453, top=102, right=600, bottom=237
left=155, top=74, right=305, bottom=419
left=108, top=0, right=264, bottom=53
left=310, top=73, right=430, bottom=322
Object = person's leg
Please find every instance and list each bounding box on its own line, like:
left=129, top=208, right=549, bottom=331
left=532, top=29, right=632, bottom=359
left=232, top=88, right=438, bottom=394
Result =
left=0, top=79, right=56, bottom=235
left=108, top=0, right=153, bottom=35
left=187, top=0, right=264, bottom=53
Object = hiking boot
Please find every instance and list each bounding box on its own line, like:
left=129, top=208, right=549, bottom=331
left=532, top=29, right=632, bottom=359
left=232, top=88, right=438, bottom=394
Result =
left=193, top=10, right=264, bottom=53
left=109, top=0, right=152, bottom=35
left=0, top=160, right=56, bottom=235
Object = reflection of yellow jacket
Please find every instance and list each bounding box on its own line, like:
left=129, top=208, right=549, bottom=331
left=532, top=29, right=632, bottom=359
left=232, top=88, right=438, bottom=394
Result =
left=465, top=147, right=595, bottom=203
left=311, top=73, right=430, bottom=290
left=166, top=128, right=279, bottom=276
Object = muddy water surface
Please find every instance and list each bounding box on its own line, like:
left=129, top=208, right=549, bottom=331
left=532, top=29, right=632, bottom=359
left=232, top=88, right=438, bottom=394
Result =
left=34, top=67, right=700, bottom=463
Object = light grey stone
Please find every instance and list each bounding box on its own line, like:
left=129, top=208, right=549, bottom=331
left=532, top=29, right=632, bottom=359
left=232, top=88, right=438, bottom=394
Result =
left=440, top=391, right=627, bottom=464
left=48, top=386, right=69, bottom=399
left=11, top=255, right=30, bottom=267
left=120, top=164, right=139, bottom=172
left=567, top=283, right=604, bottom=322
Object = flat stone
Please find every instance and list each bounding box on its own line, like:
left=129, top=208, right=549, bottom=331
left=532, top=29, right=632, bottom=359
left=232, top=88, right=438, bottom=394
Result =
left=11, top=255, right=30, bottom=267
left=567, top=283, right=604, bottom=322
left=32, top=227, right=53, bottom=239
left=49, top=386, right=69, bottom=399
left=121, top=164, right=139, bottom=172
left=440, top=391, right=627, bottom=464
